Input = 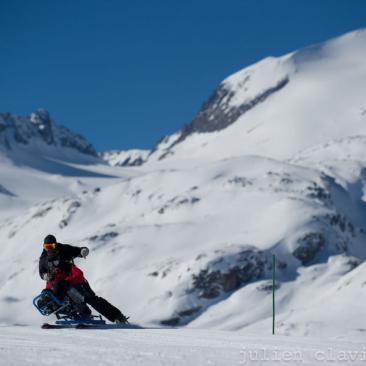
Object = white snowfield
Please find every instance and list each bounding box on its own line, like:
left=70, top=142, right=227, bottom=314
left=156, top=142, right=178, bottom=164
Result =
left=1, top=28, right=366, bottom=365
left=0, top=326, right=365, bottom=366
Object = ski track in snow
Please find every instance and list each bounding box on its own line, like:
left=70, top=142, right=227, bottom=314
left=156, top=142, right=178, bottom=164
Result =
left=0, top=326, right=365, bottom=366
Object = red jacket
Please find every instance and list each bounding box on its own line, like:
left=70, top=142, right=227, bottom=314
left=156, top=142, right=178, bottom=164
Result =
left=46, top=263, right=84, bottom=289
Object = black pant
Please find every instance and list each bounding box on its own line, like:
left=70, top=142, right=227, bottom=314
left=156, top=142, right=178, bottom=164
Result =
left=72, top=280, right=123, bottom=322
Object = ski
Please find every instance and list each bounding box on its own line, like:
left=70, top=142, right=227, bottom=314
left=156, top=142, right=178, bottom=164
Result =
left=76, top=323, right=122, bottom=329
left=75, top=323, right=142, bottom=329
left=75, top=323, right=103, bottom=329
left=41, top=323, right=78, bottom=329
left=41, top=322, right=141, bottom=329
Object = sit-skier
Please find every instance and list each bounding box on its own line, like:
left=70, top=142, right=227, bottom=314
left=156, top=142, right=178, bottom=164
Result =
left=39, top=234, right=128, bottom=324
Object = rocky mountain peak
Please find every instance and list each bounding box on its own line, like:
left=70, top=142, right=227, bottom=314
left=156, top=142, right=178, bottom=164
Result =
left=29, top=108, right=54, bottom=145
left=0, top=109, right=98, bottom=158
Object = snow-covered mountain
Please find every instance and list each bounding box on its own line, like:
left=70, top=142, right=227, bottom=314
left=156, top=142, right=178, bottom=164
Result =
left=0, top=109, right=120, bottom=217
left=149, top=29, right=366, bottom=165
left=0, top=109, right=98, bottom=161
left=1, top=29, right=366, bottom=340
left=100, top=149, right=150, bottom=167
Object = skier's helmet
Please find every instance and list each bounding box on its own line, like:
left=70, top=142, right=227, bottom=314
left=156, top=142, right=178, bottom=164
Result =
left=43, top=234, right=57, bottom=251
left=44, top=234, right=57, bottom=244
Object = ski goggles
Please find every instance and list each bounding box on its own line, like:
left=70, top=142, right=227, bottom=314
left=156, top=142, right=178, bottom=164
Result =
left=43, top=243, right=57, bottom=251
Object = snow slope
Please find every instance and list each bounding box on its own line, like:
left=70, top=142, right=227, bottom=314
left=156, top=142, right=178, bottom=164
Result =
left=1, top=326, right=365, bottom=366
left=1, top=29, right=366, bottom=344
left=1, top=154, right=366, bottom=335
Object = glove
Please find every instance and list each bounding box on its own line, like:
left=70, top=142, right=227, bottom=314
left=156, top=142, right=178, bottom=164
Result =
left=80, top=247, right=89, bottom=258
left=42, top=273, right=49, bottom=281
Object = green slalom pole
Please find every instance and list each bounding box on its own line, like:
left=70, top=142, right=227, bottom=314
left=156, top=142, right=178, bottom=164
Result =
left=272, top=254, right=276, bottom=335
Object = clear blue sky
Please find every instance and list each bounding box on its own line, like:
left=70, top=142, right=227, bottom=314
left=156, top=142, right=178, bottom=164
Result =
left=1, top=0, right=365, bottom=152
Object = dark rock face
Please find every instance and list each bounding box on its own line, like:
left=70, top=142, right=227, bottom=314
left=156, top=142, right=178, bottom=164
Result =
left=0, top=109, right=98, bottom=157
left=177, top=306, right=202, bottom=317
left=192, top=269, right=222, bottom=299
left=256, top=280, right=281, bottom=293
left=57, top=126, right=97, bottom=157
left=88, top=231, right=120, bottom=251
left=158, top=196, right=201, bottom=215
left=30, top=109, right=55, bottom=145
left=160, top=317, right=180, bottom=326
left=31, top=205, right=52, bottom=218
left=59, top=200, right=82, bottom=229
left=292, top=233, right=326, bottom=264
left=118, top=156, right=145, bottom=167
left=345, top=257, right=362, bottom=271
left=160, top=306, right=202, bottom=326
left=89, top=231, right=119, bottom=242
left=326, top=213, right=355, bottom=236
left=159, top=249, right=268, bottom=326
left=306, top=182, right=331, bottom=203
left=158, top=77, right=289, bottom=153
left=191, top=249, right=266, bottom=299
